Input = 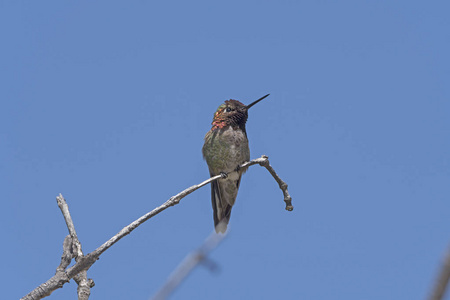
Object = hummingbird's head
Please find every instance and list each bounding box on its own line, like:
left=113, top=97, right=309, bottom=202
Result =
left=211, top=94, right=270, bottom=130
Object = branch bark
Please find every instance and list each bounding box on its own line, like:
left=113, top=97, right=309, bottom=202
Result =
left=57, top=194, right=95, bottom=300
left=22, top=155, right=293, bottom=299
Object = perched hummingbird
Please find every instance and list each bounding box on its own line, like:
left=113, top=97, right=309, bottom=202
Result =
left=202, top=94, right=270, bottom=233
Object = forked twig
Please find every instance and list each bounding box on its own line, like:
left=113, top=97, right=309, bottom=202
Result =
left=57, top=195, right=94, bottom=300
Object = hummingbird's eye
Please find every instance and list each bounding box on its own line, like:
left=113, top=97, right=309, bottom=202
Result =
left=225, top=107, right=232, bottom=112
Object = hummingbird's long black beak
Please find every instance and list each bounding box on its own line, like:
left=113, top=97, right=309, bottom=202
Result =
left=246, top=94, right=270, bottom=110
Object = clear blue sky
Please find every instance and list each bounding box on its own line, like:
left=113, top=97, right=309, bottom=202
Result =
left=2, top=1, right=449, bottom=299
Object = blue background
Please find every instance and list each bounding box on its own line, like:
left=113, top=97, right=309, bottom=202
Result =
left=2, top=1, right=449, bottom=299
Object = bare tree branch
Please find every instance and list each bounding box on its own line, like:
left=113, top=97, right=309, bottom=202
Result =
left=21, top=235, right=75, bottom=299
left=428, top=245, right=450, bottom=300
left=56, top=235, right=74, bottom=273
left=56, top=194, right=83, bottom=258
left=22, top=155, right=293, bottom=299
left=151, top=230, right=227, bottom=300
left=247, top=155, right=293, bottom=211
left=57, top=194, right=94, bottom=300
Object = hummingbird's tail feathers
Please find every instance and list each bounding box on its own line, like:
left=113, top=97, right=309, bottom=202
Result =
left=211, top=179, right=233, bottom=233
left=215, top=220, right=228, bottom=234
left=214, top=205, right=232, bottom=233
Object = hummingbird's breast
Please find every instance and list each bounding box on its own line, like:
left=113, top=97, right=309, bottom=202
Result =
left=202, top=126, right=250, bottom=175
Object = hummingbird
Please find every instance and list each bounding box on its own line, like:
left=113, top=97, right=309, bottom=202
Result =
left=202, top=94, right=270, bottom=233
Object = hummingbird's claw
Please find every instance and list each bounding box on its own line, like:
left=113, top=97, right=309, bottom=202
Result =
left=220, top=172, right=228, bottom=179
left=235, top=165, right=241, bottom=172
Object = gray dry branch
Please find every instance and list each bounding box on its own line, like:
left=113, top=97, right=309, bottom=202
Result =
left=21, top=155, right=293, bottom=300
left=57, top=194, right=94, bottom=300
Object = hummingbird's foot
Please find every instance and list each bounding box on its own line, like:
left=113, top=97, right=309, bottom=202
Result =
left=235, top=165, right=241, bottom=172
left=220, top=172, right=228, bottom=179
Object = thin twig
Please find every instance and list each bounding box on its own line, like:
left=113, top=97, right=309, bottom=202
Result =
left=22, top=155, right=293, bottom=299
left=151, top=230, right=227, bottom=300
left=56, top=235, right=74, bottom=273
left=57, top=194, right=83, bottom=257
left=246, top=155, right=293, bottom=211
left=428, top=245, right=450, bottom=300
left=57, top=194, right=94, bottom=300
